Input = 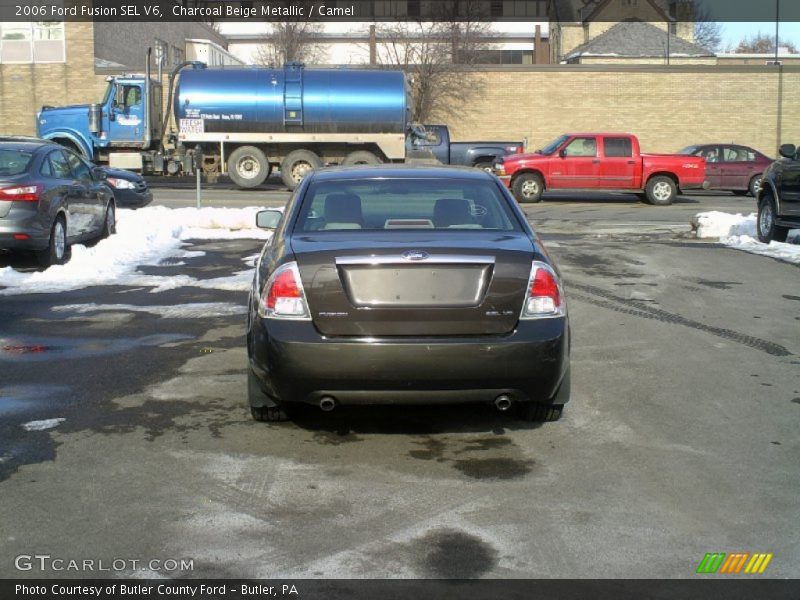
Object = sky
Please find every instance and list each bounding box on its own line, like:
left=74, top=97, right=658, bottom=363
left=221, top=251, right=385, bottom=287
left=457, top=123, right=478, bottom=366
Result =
left=720, top=22, right=800, bottom=51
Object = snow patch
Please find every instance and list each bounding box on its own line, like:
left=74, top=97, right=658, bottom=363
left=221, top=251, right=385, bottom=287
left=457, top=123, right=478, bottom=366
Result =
left=22, top=418, right=65, bottom=431
left=691, top=211, right=800, bottom=265
left=691, top=211, right=756, bottom=238
left=54, top=302, right=246, bottom=318
left=0, top=206, right=275, bottom=296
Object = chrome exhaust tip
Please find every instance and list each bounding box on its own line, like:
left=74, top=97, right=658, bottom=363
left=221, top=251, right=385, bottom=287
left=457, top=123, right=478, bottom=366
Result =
left=319, top=396, right=336, bottom=412
left=494, top=394, right=512, bottom=412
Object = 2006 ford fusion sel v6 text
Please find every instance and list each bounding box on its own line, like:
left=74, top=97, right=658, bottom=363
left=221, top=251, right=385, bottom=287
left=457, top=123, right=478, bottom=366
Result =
left=246, top=165, right=570, bottom=423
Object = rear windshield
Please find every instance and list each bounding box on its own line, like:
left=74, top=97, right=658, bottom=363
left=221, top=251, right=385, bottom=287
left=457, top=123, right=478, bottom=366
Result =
left=0, top=150, right=33, bottom=176
left=295, top=177, right=521, bottom=233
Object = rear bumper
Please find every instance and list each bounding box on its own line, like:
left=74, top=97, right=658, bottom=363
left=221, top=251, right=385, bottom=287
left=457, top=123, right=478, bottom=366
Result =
left=0, top=207, right=50, bottom=251
left=248, top=317, right=570, bottom=407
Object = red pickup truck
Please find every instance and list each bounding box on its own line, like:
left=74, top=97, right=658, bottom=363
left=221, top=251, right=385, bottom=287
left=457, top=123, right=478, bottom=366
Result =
left=494, top=133, right=706, bottom=205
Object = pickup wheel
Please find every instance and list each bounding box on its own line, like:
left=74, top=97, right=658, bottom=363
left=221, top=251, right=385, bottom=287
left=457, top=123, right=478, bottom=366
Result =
left=512, top=173, right=544, bottom=203
left=645, top=176, right=676, bottom=205
left=228, top=146, right=270, bottom=189
left=281, top=150, right=323, bottom=190
left=474, top=161, right=494, bottom=173
left=341, top=150, right=381, bottom=166
left=757, top=195, right=789, bottom=243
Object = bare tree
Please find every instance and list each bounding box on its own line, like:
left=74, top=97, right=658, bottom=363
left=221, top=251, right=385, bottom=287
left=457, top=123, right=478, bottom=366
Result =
left=374, top=1, right=491, bottom=123
left=692, top=3, right=722, bottom=52
left=734, top=33, right=798, bottom=54
left=254, top=22, right=325, bottom=66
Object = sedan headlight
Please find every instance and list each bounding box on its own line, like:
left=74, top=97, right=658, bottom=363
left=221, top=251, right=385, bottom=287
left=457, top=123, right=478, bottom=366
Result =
left=106, top=177, right=137, bottom=190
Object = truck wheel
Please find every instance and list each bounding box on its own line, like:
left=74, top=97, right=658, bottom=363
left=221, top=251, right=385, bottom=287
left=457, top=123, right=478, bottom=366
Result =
left=474, top=161, right=494, bottom=173
left=36, top=215, right=70, bottom=268
left=341, top=151, right=381, bottom=166
left=228, top=146, right=270, bottom=189
left=645, top=176, right=676, bottom=205
left=281, top=150, right=323, bottom=190
left=756, top=195, right=789, bottom=243
left=512, top=173, right=544, bottom=203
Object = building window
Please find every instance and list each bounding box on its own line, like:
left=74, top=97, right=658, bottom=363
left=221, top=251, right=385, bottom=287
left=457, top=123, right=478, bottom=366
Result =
left=0, top=21, right=65, bottom=63
left=474, top=49, right=534, bottom=64
left=172, top=45, right=184, bottom=66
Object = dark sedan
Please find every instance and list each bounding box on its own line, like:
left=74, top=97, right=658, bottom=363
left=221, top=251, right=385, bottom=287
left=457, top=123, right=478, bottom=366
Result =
left=246, top=165, right=570, bottom=423
left=101, top=167, right=152, bottom=208
left=679, top=144, right=772, bottom=197
left=0, top=141, right=115, bottom=266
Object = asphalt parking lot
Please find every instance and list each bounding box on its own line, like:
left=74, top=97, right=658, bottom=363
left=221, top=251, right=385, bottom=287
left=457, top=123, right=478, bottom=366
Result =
left=0, top=188, right=798, bottom=579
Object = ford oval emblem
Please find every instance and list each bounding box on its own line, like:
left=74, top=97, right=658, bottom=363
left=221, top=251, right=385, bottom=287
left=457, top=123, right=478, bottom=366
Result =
left=402, top=250, right=429, bottom=261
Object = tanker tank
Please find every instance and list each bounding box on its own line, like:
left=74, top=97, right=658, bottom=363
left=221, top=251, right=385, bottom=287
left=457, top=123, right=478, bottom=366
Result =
left=174, top=64, right=408, bottom=135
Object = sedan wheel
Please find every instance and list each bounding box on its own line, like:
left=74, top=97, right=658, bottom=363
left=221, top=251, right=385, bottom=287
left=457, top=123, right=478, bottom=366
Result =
left=749, top=175, right=762, bottom=197
left=37, top=216, right=69, bottom=268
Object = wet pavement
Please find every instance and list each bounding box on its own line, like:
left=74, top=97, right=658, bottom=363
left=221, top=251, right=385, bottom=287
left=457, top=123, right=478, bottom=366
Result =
left=0, top=195, right=798, bottom=579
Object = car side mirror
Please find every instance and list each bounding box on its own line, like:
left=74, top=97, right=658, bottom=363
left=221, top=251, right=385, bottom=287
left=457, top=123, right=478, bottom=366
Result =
left=92, top=167, right=107, bottom=180
left=558, top=148, right=567, bottom=158
left=256, top=209, right=282, bottom=230
left=778, top=144, right=796, bottom=159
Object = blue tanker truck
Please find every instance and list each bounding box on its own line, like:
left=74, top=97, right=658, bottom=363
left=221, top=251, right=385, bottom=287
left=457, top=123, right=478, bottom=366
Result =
left=36, top=57, right=522, bottom=189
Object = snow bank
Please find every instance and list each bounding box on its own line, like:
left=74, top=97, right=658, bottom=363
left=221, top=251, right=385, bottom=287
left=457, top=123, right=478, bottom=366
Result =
left=691, top=211, right=756, bottom=238
left=0, top=206, right=274, bottom=295
left=691, top=211, right=800, bottom=265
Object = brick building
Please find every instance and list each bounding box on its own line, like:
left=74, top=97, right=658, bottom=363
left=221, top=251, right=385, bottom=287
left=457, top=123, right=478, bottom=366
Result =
left=0, top=21, right=233, bottom=136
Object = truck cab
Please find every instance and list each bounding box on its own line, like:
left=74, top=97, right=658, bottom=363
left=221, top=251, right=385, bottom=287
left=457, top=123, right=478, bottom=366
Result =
left=407, top=124, right=523, bottom=170
left=37, top=75, right=162, bottom=170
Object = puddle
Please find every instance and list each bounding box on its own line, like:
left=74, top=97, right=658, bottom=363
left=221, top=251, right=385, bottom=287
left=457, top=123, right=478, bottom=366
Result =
left=0, top=334, right=192, bottom=362
left=0, top=384, right=72, bottom=416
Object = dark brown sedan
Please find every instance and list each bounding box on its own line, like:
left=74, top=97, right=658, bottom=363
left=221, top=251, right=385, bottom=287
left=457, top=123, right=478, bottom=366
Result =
left=679, top=144, right=773, bottom=197
left=246, top=165, right=570, bottom=423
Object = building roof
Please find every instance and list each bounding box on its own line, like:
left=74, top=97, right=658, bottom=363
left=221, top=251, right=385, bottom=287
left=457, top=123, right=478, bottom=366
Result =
left=564, top=21, right=715, bottom=60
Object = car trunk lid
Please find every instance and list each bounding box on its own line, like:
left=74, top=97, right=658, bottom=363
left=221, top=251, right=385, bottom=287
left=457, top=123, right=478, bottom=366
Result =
left=292, top=231, right=534, bottom=336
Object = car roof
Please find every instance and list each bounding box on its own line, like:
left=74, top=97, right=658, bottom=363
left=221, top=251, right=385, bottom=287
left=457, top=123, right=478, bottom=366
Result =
left=309, top=164, right=495, bottom=182
left=0, top=140, right=54, bottom=152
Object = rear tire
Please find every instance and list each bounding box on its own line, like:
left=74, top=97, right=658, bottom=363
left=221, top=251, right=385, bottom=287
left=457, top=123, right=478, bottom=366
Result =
left=512, top=173, right=544, bottom=203
left=281, top=150, right=323, bottom=190
left=474, top=161, right=494, bottom=173
left=748, top=175, right=762, bottom=198
left=517, top=403, right=563, bottom=422
left=247, top=367, right=289, bottom=422
left=36, top=215, right=69, bottom=268
left=228, top=146, right=270, bottom=189
left=645, top=175, right=676, bottom=205
left=341, top=150, right=381, bottom=166
left=756, top=195, right=789, bottom=243
left=100, top=200, right=116, bottom=239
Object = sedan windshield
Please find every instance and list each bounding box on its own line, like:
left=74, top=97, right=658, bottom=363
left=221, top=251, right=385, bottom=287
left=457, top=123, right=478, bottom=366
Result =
left=296, top=177, right=522, bottom=233
left=538, top=135, right=570, bottom=155
left=0, top=150, right=33, bottom=176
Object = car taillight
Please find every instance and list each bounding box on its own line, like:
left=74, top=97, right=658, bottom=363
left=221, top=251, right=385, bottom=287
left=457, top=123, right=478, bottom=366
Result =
left=258, top=261, right=311, bottom=320
left=521, top=261, right=566, bottom=319
left=0, top=184, right=41, bottom=202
